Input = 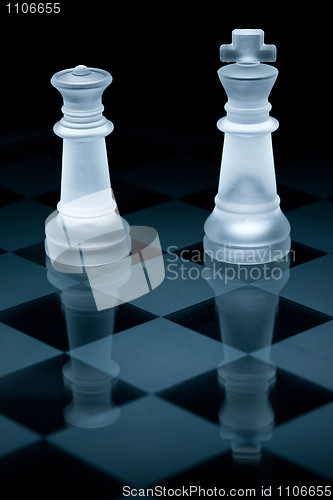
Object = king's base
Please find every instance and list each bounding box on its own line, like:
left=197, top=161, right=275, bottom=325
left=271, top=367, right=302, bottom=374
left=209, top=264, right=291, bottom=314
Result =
left=203, top=235, right=291, bottom=265
left=204, top=204, right=291, bottom=265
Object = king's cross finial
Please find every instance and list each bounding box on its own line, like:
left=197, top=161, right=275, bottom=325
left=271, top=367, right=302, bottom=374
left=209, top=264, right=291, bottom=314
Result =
left=220, top=29, right=276, bottom=64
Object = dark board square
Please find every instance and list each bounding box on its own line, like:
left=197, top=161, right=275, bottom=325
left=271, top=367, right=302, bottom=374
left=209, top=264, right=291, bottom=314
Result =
left=0, top=355, right=145, bottom=436
left=159, top=369, right=223, bottom=423
left=290, top=240, right=327, bottom=268
left=114, top=302, right=158, bottom=334
left=111, top=177, right=171, bottom=214
left=0, top=441, right=123, bottom=499
left=166, top=297, right=221, bottom=342
left=270, top=368, right=333, bottom=426
left=278, top=184, right=320, bottom=212
left=273, top=297, right=333, bottom=343
left=160, top=357, right=333, bottom=436
left=0, top=293, right=69, bottom=351
left=0, top=355, right=71, bottom=434
left=180, top=186, right=216, bottom=211
left=0, top=186, right=25, bottom=206
left=0, top=293, right=157, bottom=351
left=166, top=289, right=332, bottom=348
left=13, top=241, right=47, bottom=267
left=33, top=189, right=60, bottom=209
left=172, top=241, right=205, bottom=266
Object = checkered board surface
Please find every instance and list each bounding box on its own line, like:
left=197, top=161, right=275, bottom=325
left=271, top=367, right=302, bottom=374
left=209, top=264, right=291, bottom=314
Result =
left=0, top=117, right=332, bottom=498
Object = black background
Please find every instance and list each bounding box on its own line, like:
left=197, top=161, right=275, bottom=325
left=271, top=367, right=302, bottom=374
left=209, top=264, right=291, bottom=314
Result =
left=0, top=5, right=331, bottom=495
left=0, top=1, right=331, bottom=164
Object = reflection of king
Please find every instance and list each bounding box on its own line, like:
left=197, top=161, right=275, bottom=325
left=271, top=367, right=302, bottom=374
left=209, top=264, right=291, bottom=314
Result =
left=205, top=257, right=290, bottom=463
left=45, top=65, right=130, bottom=268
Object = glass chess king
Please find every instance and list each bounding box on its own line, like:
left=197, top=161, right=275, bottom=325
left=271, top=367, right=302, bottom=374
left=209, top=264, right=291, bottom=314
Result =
left=204, top=29, right=291, bottom=264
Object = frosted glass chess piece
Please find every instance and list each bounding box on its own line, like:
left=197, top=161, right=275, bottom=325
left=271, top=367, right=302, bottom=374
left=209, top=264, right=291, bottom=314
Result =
left=204, top=30, right=291, bottom=264
left=45, top=65, right=130, bottom=268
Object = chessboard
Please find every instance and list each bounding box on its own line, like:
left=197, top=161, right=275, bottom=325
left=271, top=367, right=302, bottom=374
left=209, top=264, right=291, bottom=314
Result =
left=0, top=115, right=332, bottom=499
